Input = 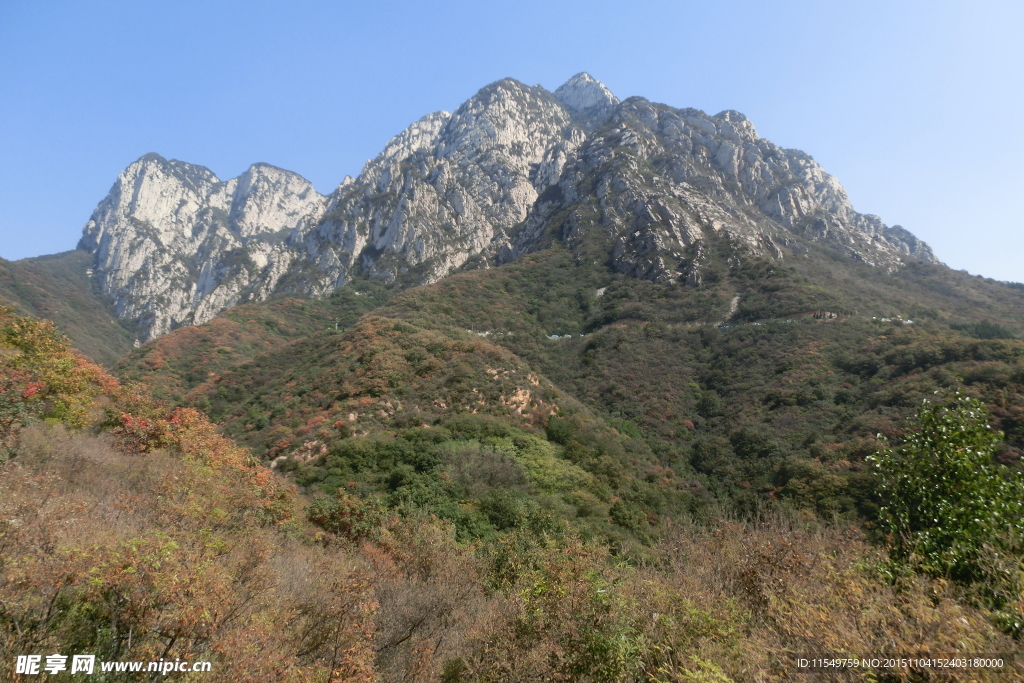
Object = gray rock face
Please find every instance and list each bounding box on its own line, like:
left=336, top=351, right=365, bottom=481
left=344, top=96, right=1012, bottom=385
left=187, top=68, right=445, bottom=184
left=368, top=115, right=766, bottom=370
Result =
left=509, top=101, right=936, bottom=283
left=554, top=72, right=620, bottom=126
left=292, top=79, right=576, bottom=297
left=79, top=154, right=326, bottom=338
left=78, top=73, right=937, bottom=340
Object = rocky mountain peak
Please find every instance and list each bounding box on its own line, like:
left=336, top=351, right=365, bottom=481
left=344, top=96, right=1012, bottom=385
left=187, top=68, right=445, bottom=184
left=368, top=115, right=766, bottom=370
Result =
left=365, top=112, right=452, bottom=175
left=228, top=163, right=324, bottom=238
left=80, top=154, right=220, bottom=255
left=438, top=79, right=568, bottom=159
left=712, top=109, right=758, bottom=142
left=78, top=153, right=326, bottom=339
left=293, top=77, right=580, bottom=297
left=76, top=74, right=939, bottom=343
left=554, top=72, right=619, bottom=115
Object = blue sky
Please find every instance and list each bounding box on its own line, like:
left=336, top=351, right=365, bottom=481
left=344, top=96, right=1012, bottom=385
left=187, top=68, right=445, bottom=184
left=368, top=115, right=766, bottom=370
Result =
left=1, top=0, right=1022, bottom=281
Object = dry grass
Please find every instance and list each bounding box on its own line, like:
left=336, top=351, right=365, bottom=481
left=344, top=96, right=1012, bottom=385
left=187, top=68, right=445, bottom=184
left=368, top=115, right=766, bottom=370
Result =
left=458, top=514, right=1021, bottom=682
left=1, top=424, right=1020, bottom=682
left=648, top=515, right=1020, bottom=681
left=0, top=424, right=495, bottom=682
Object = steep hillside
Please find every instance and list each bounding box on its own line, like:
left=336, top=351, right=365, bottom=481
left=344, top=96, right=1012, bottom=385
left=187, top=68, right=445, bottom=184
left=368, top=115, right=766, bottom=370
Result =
left=375, top=247, right=1024, bottom=514
left=181, top=312, right=694, bottom=545
left=120, top=240, right=1024, bottom=522
left=0, top=304, right=468, bottom=680
left=4, top=302, right=1015, bottom=680
left=0, top=250, right=134, bottom=365
left=115, top=282, right=391, bottom=401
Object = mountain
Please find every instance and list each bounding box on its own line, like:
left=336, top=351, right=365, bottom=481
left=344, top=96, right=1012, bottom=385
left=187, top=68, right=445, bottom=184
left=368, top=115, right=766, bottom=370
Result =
left=118, top=242, right=1024, bottom=518
left=75, top=73, right=936, bottom=343
left=505, top=97, right=936, bottom=281
left=7, top=73, right=1024, bottom=676
left=9, top=67, right=1024, bottom=526
left=78, top=156, right=327, bottom=339
left=12, top=70, right=1024, bottom=522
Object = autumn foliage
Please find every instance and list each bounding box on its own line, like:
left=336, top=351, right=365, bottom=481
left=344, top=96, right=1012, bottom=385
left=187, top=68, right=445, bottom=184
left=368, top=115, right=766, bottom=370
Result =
left=2, top=304, right=1022, bottom=681
left=0, top=305, right=117, bottom=455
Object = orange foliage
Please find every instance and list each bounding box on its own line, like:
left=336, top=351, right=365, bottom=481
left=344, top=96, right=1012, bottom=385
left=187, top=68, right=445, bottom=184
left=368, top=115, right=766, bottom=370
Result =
left=0, top=427, right=374, bottom=681
left=1, top=305, right=118, bottom=453
left=4, top=304, right=1020, bottom=682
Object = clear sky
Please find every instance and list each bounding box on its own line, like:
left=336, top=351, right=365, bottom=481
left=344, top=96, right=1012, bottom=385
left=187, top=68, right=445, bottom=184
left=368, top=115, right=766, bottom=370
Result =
left=1, top=0, right=1022, bottom=282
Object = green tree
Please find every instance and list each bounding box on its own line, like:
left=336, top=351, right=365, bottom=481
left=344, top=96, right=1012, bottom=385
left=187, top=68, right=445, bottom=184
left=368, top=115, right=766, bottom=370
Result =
left=870, top=389, right=1024, bottom=632
left=308, top=490, right=390, bottom=543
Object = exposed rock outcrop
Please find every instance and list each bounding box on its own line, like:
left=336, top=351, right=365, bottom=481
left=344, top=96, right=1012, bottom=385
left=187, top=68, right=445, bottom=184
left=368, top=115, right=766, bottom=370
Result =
left=292, top=79, right=577, bottom=297
left=80, top=155, right=325, bottom=338
left=77, top=73, right=937, bottom=341
left=510, top=101, right=936, bottom=284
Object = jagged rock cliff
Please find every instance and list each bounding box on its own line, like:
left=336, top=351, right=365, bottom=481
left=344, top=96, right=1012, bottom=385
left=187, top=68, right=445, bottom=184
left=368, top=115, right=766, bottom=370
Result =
left=509, top=101, right=936, bottom=284
left=290, top=80, right=575, bottom=297
left=78, top=73, right=937, bottom=340
left=79, top=156, right=326, bottom=338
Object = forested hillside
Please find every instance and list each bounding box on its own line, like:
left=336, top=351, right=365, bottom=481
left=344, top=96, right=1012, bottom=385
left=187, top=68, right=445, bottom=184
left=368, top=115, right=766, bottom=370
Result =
left=0, top=251, right=134, bottom=365
left=115, top=244, right=1024, bottom=524
left=3, top=303, right=1020, bottom=681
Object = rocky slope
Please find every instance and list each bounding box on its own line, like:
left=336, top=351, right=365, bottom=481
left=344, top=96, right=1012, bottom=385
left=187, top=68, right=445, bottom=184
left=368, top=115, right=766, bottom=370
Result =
left=509, top=102, right=936, bottom=284
left=288, top=79, right=575, bottom=297
left=76, top=73, right=937, bottom=341
left=79, top=156, right=327, bottom=339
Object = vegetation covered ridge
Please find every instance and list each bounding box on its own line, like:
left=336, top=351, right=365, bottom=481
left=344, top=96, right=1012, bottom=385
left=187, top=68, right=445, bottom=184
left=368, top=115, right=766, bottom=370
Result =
left=111, top=244, right=1024, bottom=524
left=0, top=250, right=134, bottom=366
left=3, top=304, right=1022, bottom=681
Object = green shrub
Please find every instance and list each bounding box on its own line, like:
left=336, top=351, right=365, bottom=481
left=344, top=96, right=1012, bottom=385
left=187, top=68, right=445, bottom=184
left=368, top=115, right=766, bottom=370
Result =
left=870, top=389, right=1024, bottom=633
left=952, top=320, right=1017, bottom=340
left=307, top=490, right=389, bottom=543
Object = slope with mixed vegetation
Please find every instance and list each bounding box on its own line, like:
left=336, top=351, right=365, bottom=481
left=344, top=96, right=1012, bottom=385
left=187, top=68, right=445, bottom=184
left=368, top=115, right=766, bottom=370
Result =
left=2, top=304, right=1020, bottom=682
left=185, top=311, right=684, bottom=548
left=113, top=239, right=1024, bottom=523
left=115, top=282, right=391, bottom=401
left=372, top=248, right=1024, bottom=511
left=0, top=250, right=135, bottom=366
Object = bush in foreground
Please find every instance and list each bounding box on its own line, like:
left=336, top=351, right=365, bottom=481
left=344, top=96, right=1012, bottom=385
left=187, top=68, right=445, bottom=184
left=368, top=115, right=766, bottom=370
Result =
left=871, top=389, right=1024, bottom=634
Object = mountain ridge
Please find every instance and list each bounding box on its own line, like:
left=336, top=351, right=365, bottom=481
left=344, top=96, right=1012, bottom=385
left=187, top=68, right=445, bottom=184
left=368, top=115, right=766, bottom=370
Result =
left=70, top=73, right=938, bottom=343
left=5, top=73, right=1024, bottom=670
